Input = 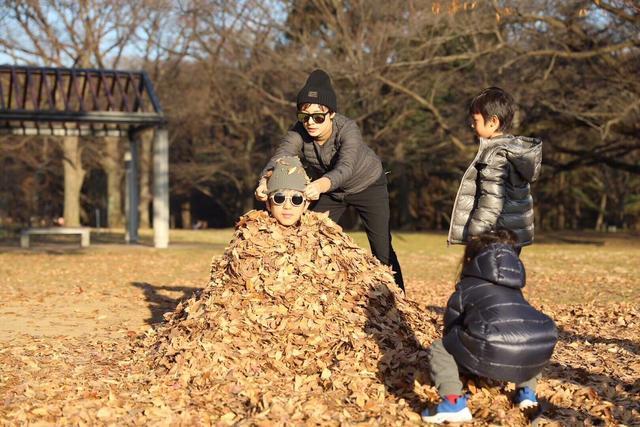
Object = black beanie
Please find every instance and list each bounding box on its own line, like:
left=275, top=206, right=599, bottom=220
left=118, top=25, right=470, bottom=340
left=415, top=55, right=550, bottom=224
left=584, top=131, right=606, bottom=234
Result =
left=296, top=69, right=337, bottom=112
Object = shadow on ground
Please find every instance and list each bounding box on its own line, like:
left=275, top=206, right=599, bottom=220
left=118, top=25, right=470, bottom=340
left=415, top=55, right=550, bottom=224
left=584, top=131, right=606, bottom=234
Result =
left=535, top=235, right=605, bottom=246
left=425, top=305, right=445, bottom=316
left=534, top=230, right=639, bottom=246
left=558, top=326, right=639, bottom=356
left=131, top=282, right=201, bottom=325
left=0, top=229, right=230, bottom=253
left=543, top=361, right=640, bottom=425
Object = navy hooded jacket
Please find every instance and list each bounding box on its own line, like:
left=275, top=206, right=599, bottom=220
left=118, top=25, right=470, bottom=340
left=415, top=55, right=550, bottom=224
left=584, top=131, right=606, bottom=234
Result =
left=442, top=243, right=557, bottom=383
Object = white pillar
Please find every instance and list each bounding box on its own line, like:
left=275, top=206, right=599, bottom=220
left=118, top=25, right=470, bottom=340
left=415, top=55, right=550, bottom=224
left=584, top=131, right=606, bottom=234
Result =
left=125, top=134, right=140, bottom=243
left=153, top=127, right=170, bottom=248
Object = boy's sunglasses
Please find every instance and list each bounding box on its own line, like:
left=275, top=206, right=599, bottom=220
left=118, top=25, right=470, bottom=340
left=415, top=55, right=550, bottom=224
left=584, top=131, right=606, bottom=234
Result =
left=270, top=192, right=306, bottom=207
left=297, top=111, right=330, bottom=124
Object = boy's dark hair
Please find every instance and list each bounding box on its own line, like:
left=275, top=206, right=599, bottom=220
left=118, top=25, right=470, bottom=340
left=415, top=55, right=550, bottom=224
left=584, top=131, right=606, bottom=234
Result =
left=469, top=87, right=515, bottom=132
left=463, top=229, right=518, bottom=266
left=298, top=103, right=334, bottom=114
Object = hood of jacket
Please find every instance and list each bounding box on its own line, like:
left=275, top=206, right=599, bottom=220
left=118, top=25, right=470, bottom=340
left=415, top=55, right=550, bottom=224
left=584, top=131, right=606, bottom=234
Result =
left=479, top=135, right=542, bottom=183
left=461, top=243, right=525, bottom=289
left=503, top=136, right=542, bottom=183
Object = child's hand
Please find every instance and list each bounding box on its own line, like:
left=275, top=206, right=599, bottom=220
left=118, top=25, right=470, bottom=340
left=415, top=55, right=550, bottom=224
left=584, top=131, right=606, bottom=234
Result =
left=255, top=179, right=268, bottom=201
left=255, top=171, right=272, bottom=202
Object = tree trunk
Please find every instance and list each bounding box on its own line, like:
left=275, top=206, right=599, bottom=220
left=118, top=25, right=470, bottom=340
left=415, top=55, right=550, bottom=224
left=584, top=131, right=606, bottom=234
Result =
left=392, top=143, right=411, bottom=230
left=572, top=199, right=581, bottom=229
left=557, top=204, right=565, bottom=230
left=100, top=136, right=124, bottom=228
left=557, top=173, right=566, bottom=230
left=242, top=135, right=256, bottom=216
left=243, top=192, right=254, bottom=214
left=180, top=200, right=191, bottom=229
left=618, top=174, right=629, bottom=229
left=62, top=136, right=85, bottom=227
left=138, top=130, right=153, bottom=228
left=595, top=193, right=607, bottom=231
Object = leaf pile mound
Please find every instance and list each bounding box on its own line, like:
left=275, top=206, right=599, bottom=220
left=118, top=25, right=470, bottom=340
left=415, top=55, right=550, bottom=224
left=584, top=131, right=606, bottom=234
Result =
left=141, top=210, right=439, bottom=424
left=1, top=211, right=638, bottom=425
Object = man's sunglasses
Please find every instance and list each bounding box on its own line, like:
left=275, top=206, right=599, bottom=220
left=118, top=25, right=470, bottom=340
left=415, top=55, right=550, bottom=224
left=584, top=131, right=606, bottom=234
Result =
left=297, top=111, right=330, bottom=124
left=270, top=192, right=306, bottom=207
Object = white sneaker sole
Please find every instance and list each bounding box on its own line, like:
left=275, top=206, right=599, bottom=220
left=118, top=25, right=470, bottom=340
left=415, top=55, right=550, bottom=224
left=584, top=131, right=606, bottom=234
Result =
left=518, top=399, right=539, bottom=409
left=421, top=407, right=473, bottom=424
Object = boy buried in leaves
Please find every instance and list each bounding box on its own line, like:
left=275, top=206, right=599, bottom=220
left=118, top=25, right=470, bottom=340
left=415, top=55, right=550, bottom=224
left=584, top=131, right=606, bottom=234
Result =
left=144, top=156, right=422, bottom=425
left=263, top=156, right=311, bottom=226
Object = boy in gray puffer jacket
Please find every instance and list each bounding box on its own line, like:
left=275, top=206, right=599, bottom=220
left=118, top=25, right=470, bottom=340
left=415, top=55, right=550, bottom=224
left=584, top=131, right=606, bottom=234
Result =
left=448, top=87, right=542, bottom=249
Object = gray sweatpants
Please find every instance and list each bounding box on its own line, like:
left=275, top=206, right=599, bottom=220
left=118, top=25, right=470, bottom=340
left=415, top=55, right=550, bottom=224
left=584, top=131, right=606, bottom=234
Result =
left=428, top=339, right=540, bottom=397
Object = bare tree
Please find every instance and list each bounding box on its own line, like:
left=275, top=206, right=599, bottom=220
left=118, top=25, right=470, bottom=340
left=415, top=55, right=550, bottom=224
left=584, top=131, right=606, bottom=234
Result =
left=0, top=0, right=190, bottom=228
left=0, top=136, right=62, bottom=226
left=2, top=0, right=638, bottom=231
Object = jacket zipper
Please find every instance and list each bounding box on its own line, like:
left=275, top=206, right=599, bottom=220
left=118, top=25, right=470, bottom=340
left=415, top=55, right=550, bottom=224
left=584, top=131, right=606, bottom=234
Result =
left=447, top=138, right=488, bottom=245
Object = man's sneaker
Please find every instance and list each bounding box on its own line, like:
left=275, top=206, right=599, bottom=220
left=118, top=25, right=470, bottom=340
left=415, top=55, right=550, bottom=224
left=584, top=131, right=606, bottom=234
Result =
left=421, top=394, right=473, bottom=424
left=513, top=386, right=538, bottom=409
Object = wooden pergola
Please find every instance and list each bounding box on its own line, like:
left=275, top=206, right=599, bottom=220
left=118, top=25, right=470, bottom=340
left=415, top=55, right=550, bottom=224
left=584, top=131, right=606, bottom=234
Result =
left=0, top=65, right=170, bottom=248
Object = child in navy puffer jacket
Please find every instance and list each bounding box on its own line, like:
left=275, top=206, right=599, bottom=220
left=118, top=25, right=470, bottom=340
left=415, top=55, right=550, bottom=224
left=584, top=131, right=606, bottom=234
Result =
left=422, top=229, right=557, bottom=424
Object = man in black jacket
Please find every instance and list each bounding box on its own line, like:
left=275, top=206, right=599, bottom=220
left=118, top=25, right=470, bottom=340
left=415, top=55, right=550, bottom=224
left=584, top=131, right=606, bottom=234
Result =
left=255, top=69, right=404, bottom=290
left=422, top=230, right=558, bottom=424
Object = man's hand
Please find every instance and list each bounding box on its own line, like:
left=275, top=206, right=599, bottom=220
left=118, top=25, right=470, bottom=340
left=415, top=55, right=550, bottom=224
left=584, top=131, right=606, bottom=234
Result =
left=304, top=177, right=331, bottom=201
left=304, top=182, right=321, bottom=201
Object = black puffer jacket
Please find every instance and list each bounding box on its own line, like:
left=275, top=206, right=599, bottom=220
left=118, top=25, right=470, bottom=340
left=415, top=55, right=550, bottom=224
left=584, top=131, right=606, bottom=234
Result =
left=442, top=244, right=557, bottom=383
left=261, top=113, right=384, bottom=196
left=448, top=135, right=542, bottom=246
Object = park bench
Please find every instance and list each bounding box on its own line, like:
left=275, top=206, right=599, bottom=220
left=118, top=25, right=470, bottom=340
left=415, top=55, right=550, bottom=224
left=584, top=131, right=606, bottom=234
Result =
left=20, top=227, right=91, bottom=248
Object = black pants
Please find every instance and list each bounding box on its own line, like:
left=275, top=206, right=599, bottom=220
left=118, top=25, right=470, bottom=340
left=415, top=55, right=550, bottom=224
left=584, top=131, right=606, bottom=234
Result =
left=311, top=174, right=404, bottom=290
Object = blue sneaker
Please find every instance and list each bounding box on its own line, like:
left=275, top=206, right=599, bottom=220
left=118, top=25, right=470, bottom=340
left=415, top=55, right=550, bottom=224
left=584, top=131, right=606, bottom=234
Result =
left=513, top=387, right=538, bottom=409
left=421, top=395, right=473, bottom=424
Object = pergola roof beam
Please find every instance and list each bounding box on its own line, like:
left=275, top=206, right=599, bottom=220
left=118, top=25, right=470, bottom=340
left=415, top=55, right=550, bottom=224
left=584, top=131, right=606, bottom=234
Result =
left=0, top=65, right=169, bottom=249
left=0, top=66, right=166, bottom=132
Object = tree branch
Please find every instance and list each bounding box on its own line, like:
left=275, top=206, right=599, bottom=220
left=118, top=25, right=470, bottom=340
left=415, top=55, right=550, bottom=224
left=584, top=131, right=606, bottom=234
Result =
left=374, top=74, right=466, bottom=151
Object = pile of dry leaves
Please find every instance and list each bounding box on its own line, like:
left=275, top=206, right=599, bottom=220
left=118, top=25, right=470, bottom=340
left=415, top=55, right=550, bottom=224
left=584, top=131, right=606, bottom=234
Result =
left=1, top=210, right=638, bottom=425
left=139, top=210, right=440, bottom=424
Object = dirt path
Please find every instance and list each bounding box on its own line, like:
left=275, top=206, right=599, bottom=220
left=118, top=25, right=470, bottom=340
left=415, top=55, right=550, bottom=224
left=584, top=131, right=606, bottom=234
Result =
left=0, top=244, right=214, bottom=345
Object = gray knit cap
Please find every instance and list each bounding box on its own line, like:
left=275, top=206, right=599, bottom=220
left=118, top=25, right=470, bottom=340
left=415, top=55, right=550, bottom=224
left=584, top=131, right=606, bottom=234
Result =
left=266, top=156, right=309, bottom=193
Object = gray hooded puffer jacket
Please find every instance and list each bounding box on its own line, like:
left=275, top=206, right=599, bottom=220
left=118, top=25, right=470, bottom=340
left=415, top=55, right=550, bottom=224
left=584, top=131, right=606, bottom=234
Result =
left=448, top=135, right=542, bottom=246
